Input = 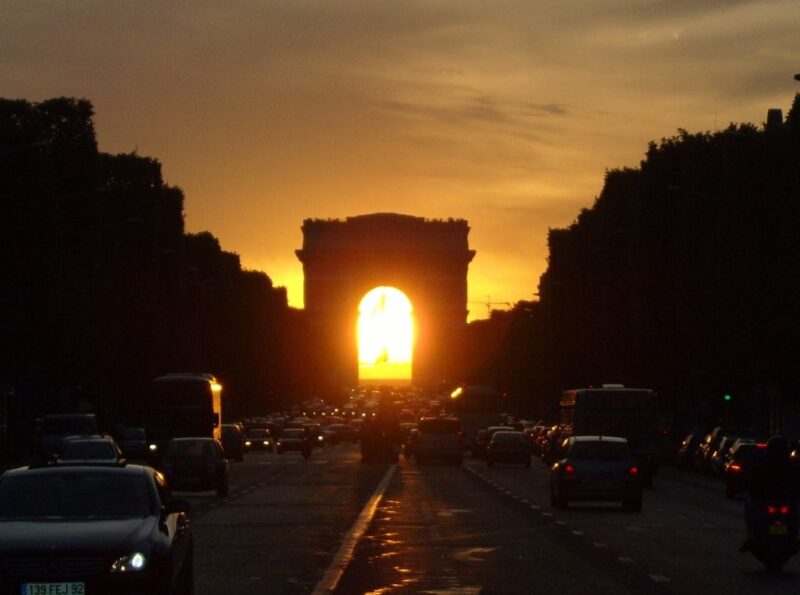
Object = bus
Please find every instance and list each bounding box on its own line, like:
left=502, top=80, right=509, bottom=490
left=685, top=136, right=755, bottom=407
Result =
left=559, top=385, right=659, bottom=485
left=142, top=373, right=222, bottom=456
left=445, top=386, right=507, bottom=453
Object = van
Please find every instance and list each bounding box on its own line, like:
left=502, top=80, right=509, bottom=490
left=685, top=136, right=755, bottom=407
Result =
left=415, top=417, right=462, bottom=465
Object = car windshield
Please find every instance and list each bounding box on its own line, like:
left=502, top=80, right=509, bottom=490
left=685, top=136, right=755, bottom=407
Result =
left=247, top=429, right=270, bottom=439
left=0, top=472, right=152, bottom=520
left=60, top=441, right=117, bottom=460
left=569, top=441, right=630, bottom=461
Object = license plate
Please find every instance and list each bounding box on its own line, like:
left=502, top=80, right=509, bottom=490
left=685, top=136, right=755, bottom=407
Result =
left=20, top=583, right=85, bottom=595
left=770, top=523, right=788, bottom=535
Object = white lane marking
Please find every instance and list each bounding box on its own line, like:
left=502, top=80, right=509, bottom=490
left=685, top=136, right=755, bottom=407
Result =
left=618, top=557, right=633, bottom=563
left=312, top=464, right=397, bottom=595
left=650, top=575, right=670, bottom=582
left=571, top=530, right=584, bottom=535
left=594, top=542, right=608, bottom=548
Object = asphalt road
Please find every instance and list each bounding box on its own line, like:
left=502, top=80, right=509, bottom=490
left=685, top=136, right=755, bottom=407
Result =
left=180, top=445, right=800, bottom=594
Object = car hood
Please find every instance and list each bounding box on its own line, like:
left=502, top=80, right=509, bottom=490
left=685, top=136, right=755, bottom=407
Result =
left=0, top=517, right=157, bottom=556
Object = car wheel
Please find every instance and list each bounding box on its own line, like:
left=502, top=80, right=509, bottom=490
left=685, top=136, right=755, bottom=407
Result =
left=525, top=458, right=531, bottom=468
left=725, top=484, right=735, bottom=500
left=487, top=458, right=494, bottom=467
left=217, top=481, right=229, bottom=497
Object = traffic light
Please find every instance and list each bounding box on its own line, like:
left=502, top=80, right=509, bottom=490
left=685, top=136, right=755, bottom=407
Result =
left=723, top=393, right=732, bottom=402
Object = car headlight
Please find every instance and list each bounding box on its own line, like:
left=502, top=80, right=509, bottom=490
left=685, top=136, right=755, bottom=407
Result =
left=245, top=440, right=252, bottom=446
left=276, top=441, right=282, bottom=447
left=148, top=443, right=158, bottom=452
left=111, top=551, right=147, bottom=572
left=262, top=440, right=269, bottom=446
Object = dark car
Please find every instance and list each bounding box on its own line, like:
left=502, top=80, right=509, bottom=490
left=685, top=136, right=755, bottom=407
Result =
left=59, top=435, right=124, bottom=464
left=322, top=424, right=359, bottom=445
left=221, top=424, right=245, bottom=461
left=36, top=414, right=100, bottom=459
left=486, top=430, right=531, bottom=468
left=725, top=440, right=768, bottom=499
left=0, top=463, right=193, bottom=595
left=117, top=427, right=149, bottom=461
left=162, top=437, right=230, bottom=497
left=550, top=436, right=643, bottom=511
left=277, top=428, right=311, bottom=456
left=243, top=428, right=274, bottom=453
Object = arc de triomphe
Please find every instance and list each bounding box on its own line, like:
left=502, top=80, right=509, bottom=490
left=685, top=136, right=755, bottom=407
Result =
left=296, top=213, right=475, bottom=389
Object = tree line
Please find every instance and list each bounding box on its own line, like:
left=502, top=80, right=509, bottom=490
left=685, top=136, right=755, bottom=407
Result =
left=1, top=97, right=294, bottom=439
left=468, top=93, right=800, bottom=434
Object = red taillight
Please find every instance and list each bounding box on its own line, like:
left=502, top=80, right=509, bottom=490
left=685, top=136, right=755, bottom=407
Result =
left=629, top=466, right=639, bottom=476
left=757, top=443, right=768, bottom=449
left=564, top=464, right=576, bottom=475
left=728, top=464, right=742, bottom=473
left=767, top=505, right=778, bottom=515
left=780, top=504, right=791, bottom=515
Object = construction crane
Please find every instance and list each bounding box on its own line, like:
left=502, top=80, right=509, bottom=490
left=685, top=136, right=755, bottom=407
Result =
left=468, top=296, right=512, bottom=318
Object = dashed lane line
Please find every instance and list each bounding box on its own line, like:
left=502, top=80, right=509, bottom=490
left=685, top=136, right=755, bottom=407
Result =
left=312, top=464, right=397, bottom=595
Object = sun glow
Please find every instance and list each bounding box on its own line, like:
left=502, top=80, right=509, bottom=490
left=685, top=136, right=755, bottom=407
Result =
left=358, top=287, right=414, bottom=385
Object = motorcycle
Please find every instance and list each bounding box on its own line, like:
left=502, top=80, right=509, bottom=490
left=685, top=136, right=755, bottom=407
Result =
left=742, top=498, right=800, bottom=572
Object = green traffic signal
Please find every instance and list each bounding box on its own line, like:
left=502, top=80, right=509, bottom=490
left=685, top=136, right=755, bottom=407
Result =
left=723, top=393, right=732, bottom=402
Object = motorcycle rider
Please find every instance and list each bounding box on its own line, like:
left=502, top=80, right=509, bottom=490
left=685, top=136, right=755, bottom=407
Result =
left=741, top=434, right=800, bottom=551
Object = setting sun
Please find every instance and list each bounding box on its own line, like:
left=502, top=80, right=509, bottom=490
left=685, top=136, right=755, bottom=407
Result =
left=357, top=287, right=414, bottom=385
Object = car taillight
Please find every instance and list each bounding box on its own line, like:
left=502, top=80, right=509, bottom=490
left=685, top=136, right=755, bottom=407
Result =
left=780, top=504, right=791, bottom=515
left=728, top=463, right=742, bottom=473
left=564, top=464, right=576, bottom=475
left=767, top=505, right=778, bottom=515
left=629, top=466, right=639, bottom=476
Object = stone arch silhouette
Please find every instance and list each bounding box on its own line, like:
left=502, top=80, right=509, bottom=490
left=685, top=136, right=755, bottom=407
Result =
left=296, top=213, right=475, bottom=389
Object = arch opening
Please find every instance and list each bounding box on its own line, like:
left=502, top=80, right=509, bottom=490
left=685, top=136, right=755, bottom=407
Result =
left=357, top=286, right=414, bottom=386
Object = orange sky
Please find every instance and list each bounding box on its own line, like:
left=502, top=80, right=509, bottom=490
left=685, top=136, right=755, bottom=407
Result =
left=3, top=1, right=799, bottom=320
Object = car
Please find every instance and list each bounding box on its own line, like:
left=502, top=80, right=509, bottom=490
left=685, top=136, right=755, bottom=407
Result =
left=58, top=435, right=124, bottom=464
left=276, top=428, right=311, bottom=455
left=550, top=435, right=643, bottom=511
left=0, top=462, right=193, bottom=595
left=161, top=437, right=230, bottom=497
left=486, top=430, right=531, bottom=467
left=221, top=424, right=246, bottom=461
left=415, top=417, right=462, bottom=465
left=243, top=427, right=274, bottom=452
left=35, top=413, right=100, bottom=459
left=724, top=440, right=768, bottom=499
left=322, top=423, right=359, bottom=445
left=117, top=427, right=149, bottom=461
